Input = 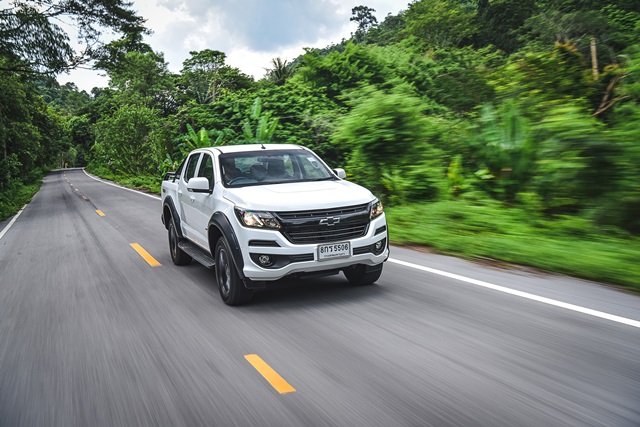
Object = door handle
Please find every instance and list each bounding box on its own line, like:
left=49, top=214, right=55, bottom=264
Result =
left=189, top=196, right=195, bottom=202
left=178, top=190, right=183, bottom=195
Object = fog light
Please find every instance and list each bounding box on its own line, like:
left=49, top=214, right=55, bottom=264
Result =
left=373, top=239, right=385, bottom=255
left=258, top=254, right=274, bottom=266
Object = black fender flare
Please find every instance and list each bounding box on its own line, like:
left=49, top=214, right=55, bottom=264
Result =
left=208, top=212, right=246, bottom=280
left=162, top=197, right=184, bottom=238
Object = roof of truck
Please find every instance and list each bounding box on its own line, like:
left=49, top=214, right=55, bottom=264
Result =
left=209, top=144, right=305, bottom=154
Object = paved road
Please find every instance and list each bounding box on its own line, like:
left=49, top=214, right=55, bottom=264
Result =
left=1, top=169, right=639, bottom=427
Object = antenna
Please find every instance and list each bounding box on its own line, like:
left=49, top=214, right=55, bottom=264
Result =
left=261, top=143, right=266, bottom=149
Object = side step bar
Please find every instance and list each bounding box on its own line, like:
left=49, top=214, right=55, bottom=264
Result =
left=178, top=240, right=215, bottom=269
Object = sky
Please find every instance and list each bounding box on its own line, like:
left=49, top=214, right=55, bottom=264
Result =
left=58, top=0, right=409, bottom=92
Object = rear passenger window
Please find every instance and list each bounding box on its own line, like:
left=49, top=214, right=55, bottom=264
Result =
left=184, top=153, right=201, bottom=183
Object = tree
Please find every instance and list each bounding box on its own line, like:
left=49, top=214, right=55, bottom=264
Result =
left=94, top=28, right=152, bottom=74
left=404, top=0, right=477, bottom=48
left=0, top=0, right=147, bottom=73
left=296, top=42, right=393, bottom=100
left=351, top=5, right=378, bottom=44
left=366, top=12, right=406, bottom=46
left=266, top=57, right=294, bottom=86
left=93, top=104, right=161, bottom=175
left=107, top=50, right=175, bottom=114
left=179, top=49, right=253, bottom=105
left=332, top=85, right=444, bottom=200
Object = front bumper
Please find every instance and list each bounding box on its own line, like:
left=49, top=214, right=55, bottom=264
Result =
left=235, top=213, right=389, bottom=281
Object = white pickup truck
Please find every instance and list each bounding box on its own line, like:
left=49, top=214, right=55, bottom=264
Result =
left=161, top=144, right=389, bottom=305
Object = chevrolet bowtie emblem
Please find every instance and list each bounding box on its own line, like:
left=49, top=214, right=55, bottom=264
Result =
left=319, top=217, right=340, bottom=226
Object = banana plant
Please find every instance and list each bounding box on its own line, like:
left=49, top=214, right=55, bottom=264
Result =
left=242, top=97, right=279, bottom=143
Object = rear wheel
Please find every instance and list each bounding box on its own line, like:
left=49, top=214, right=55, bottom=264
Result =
left=215, top=238, right=253, bottom=305
left=168, top=219, right=192, bottom=265
left=344, top=264, right=383, bottom=286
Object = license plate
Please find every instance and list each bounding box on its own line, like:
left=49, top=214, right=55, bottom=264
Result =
left=317, top=242, right=351, bottom=261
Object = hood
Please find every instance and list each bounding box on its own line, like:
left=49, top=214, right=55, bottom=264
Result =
left=222, top=180, right=376, bottom=211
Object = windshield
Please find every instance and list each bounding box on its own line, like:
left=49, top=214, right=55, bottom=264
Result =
left=220, top=149, right=335, bottom=187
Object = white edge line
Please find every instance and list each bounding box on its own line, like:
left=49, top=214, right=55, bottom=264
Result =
left=389, top=258, right=640, bottom=329
left=82, top=169, right=161, bottom=201
left=0, top=205, right=26, bottom=241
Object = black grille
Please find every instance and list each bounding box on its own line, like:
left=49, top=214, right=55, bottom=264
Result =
left=275, top=203, right=370, bottom=244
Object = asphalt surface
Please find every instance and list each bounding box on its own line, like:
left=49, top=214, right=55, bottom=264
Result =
left=0, top=169, right=639, bottom=427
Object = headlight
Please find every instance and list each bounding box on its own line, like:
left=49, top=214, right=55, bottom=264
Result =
left=235, top=208, right=281, bottom=229
left=370, top=199, right=383, bottom=219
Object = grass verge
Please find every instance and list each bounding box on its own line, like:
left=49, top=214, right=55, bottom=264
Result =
left=0, top=181, right=43, bottom=221
left=85, top=165, right=161, bottom=195
left=386, top=200, right=640, bottom=291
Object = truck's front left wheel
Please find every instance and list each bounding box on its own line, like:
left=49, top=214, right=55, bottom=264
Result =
left=215, top=238, right=253, bottom=305
left=168, top=219, right=192, bottom=265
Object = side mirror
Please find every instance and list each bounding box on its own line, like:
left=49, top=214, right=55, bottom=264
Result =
left=187, top=177, right=211, bottom=193
left=333, top=168, right=346, bottom=179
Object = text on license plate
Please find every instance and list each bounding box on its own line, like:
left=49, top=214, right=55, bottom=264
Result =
left=317, top=242, right=351, bottom=261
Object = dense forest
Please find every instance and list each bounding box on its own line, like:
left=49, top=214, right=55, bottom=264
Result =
left=1, top=0, right=639, bottom=285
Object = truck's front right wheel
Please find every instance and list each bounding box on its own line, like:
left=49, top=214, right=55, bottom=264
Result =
left=215, top=238, right=253, bottom=305
left=168, top=219, right=192, bottom=265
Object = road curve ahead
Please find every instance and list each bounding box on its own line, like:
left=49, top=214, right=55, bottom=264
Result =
left=1, top=169, right=639, bottom=427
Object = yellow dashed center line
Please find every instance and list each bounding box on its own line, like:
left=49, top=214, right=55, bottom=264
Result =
left=130, top=243, right=161, bottom=267
left=245, top=354, right=296, bottom=394
left=82, top=196, right=88, bottom=200
left=75, top=188, right=78, bottom=191
left=95, top=210, right=105, bottom=216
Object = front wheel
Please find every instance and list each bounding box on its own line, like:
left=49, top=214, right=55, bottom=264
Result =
left=215, top=238, right=253, bottom=305
left=168, top=219, right=192, bottom=266
left=344, top=264, right=383, bottom=286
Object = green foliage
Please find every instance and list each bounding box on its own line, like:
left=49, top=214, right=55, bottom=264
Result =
left=241, top=97, right=279, bottom=143
left=474, top=0, right=537, bottom=53
left=93, top=104, right=162, bottom=175
left=85, top=164, right=161, bottom=194
left=266, top=57, right=294, bottom=86
left=295, top=42, right=393, bottom=100
left=0, top=180, right=41, bottom=221
left=179, top=49, right=253, bottom=104
left=334, top=86, right=445, bottom=201
left=470, top=102, right=534, bottom=200
left=447, top=154, right=469, bottom=196
left=350, top=6, right=378, bottom=44
left=387, top=200, right=640, bottom=289
left=107, top=50, right=175, bottom=113
left=366, top=11, right=406, bottom=46
left=491, top=44, right=595, bottom=118
left=334, top=86, right=430, bottom=165
left=404, top=0, right=477, bottom=48
left=533, top=103, right=614, bottom=211
left=0, top=0, right=147, bottom=73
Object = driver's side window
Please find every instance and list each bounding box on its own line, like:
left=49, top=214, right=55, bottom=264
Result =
left=196, top=154, right=214, bottom=191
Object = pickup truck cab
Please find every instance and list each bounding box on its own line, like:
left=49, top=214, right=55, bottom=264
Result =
left=161, top=144, right=389, bottom=305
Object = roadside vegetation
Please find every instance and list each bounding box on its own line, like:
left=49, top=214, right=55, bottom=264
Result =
left=1, top=0, right=639, bottom=289
left=387, top=200, right=640, bottom=289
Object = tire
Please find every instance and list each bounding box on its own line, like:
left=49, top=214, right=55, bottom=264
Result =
left=168, top=219, right=192, bottom=266
left=344, top=264, right=383, bottom=286
left=215, top=238, right=253, bottom=305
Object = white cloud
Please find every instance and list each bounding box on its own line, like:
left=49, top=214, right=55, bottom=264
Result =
left=58, top=0, right=409, bottom=91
